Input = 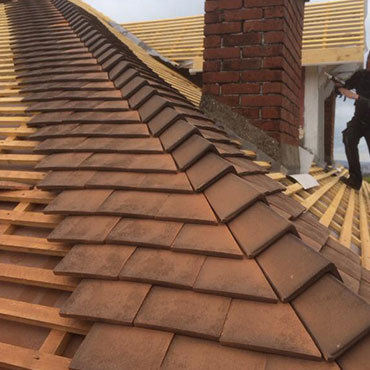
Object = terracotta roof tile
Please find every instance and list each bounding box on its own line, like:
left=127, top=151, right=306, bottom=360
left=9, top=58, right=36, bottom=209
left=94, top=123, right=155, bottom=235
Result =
left=172, top=223, right=243, bottom=258
left=226, top=156, right=267, bottom=175
left=45, top=189, right=113, bottom=214
left=128, top=85, right=156, bottom=109
left=221, top=300, right=321, bottom=360
left=360, top=279, right=370, bottom=304
left=147, top=107, right=182, bottom=135
left=34, top=137, right=87, bottom=153
left=60, top=279, right=150, bottom=324
left=156, top=193, right=218, bottom=223
left=107, top=218, right=182, bottom=248
left=228, top=201, right=295, bottom=257
left=172, top=134, right=215, bottom=170
left=79, top=153, right=177, bottom=173
left=265, top=354, right=341, bottom=370
left=204, top=173, right=264, bottom=222
left=86, top=171, right=193, bottom=192
left=243, top=174, right=285, bottom=194
left=108, top=60, right=131, bottom=80
left=120, top=76, right=148, bottom=99
left=139, top=95, right=169, bottom=122
left=160, top=119, right=198, bottom=152
left=36, top=152, right=93, bottom=170
left=161, top=335, right=267, bottom=370
left=293, top=212, right=330, bottom=251
left=72, top=137, right=163, bottom=154
left=339, top=270, right=361, bottom=294
left=120, top=248, right=205, bottom=288
left=70, top=324, right=173, bottom=370
left=266, top=192, right=306, bottom=220
left=54, top=244, right=135, bottom=279
left=194, top=256, right=277, bottom=302
left=186, top=152, right=235, bottom=192
left=257, top=233, right=339, bottom=301
left=337, top=333, right=370, bottom=370
left=135, top=286, right=231, bottom=339
left=68, top=123, right=149, bottom=138
left=48, top=215, right=120, bottom=243
left=292, top=274, right=370, bottom=360
left=37, top=170, right=96, bottom=190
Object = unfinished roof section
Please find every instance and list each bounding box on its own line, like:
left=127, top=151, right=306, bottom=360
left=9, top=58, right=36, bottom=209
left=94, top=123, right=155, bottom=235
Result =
left=122, top=0, right=366, bottom=71
left=0, top=0, right=369, bottom=369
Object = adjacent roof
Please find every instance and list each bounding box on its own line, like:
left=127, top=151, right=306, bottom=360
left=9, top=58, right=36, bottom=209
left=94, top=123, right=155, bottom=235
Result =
left=122, top=0, right=366, bottom=70
left=0, top=0, right=369, bottom=369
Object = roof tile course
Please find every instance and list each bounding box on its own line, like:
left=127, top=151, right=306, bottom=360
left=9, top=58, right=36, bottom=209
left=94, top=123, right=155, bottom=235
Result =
left=3, top=0, right=368, bottom=367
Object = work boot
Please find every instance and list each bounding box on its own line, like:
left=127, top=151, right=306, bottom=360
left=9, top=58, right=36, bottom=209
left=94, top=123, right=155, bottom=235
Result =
left=340, top=176, right=362, bottom=190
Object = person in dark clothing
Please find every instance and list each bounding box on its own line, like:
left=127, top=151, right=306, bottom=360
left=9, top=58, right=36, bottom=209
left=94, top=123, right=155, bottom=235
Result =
left=337, top=69, right=370, bottom=190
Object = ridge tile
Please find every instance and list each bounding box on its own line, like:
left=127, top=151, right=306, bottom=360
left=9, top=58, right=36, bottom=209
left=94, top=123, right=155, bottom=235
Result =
left=257, top=233, right=339, bottom=301
left=292, top=274, right=370, bottom=360
left=228, top=201, right=295, bottom=257
left=337, top=333, right=370, bottom=370
left=160, top=119, right=198, bottom=152
left=204, top=173, right=264, bottom=222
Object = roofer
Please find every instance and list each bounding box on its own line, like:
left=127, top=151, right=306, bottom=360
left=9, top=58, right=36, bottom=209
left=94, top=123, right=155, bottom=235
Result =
left=336, top=69, right=370, bottom=190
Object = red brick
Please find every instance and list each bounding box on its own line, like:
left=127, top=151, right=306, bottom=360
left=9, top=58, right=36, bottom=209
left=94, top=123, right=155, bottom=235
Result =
left=205, top=12, right=223, bottom=24
left=203, top=84, right=221, bottom=96
left=224, top=8, right=263, bottom=21
left=261, top=107, right=282, bottom=119
left=235, top=107, right=260, bottom=119
left=216, top=95, right=240, bottom=106
left=204, top=47, right=240, bottom=60
left=204, top=60, right=221, bottom=72
left=242, top=70, right=283, bottom=82
left=223, top=33, right=261, bottom=46
left=264, top=31, right=285, bottom=44
left=205, top=22, right=242, bottom=35
left=204, top=35, right=222, bottom=48
left=223, top=58, right=261, bottom=71
left=262, top=82, right=282, bottom=94
left=241, top=95, right=283, bottom=107
left=260, top=120, right=280, bottom=131
left=244, top=0, right=285, bottom=6
left=206, top=0, right=243, bottom=11
left=203, top=71, right=240, bottom=83
left=263, top=56, right=284, bottom=69
left=264, top=6, right=285, bottom=18
left=243, top=19, right=285, bottom=32
left=243, top=44, right=283, bottom=57
left=221, top=83, right=260, bottom=94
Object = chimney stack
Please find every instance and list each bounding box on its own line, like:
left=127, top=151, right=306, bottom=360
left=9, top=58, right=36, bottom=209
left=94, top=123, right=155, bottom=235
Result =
left=202, top=0, right=307, bottom=168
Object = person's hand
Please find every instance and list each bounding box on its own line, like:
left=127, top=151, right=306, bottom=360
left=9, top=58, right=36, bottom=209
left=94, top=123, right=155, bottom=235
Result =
left=338, top=88, right=359, bottom=100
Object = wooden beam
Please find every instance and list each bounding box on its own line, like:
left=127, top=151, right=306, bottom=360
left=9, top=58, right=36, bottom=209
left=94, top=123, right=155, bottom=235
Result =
left=0, top=138, right=37, bottom=150
left=0, top=297, right=90, bottom=335
left=320, top=183, right=346, bottom=227
left=0, top=263, right=78, bottom=291
left=339, top=188, right=356, bottom=248
left=40, top=330, right=71, bottom=356
left=359, top=187, right=370, bottom=269
left=0, top=127, right=36, bottom=137
left=0, top=210, right=61, bottom=228
left=0, top=189, right=55, bottom=204
left=0, top=342, right=71, bottom=370
left=0, top=234, right=69, bottom=256
left=0, top=170, right=45, bottom=183
left=0, top=154, right=44, bottom=165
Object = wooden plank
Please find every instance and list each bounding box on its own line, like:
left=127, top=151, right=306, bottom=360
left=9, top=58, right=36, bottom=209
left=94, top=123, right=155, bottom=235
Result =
left=0, top=127, right=36, bottom=136
left=0, top=297, right=90, bottom=335
left=320, top=183, right=346, bottom=227
left=0, top=170, right=45, bottom=183
left=359, top=187, right=370, bottom=269
left=0, top=342, right=70, bottom=370
left=0, top=116, right=30, bottom=124
left=266, top=172, right=286, bottom=181
left=0, top=210, right=61, bottom=228
left=0, top=234, right=69, bottom=256
left=339, top=188, right=356, bottom=248
left=253, top=161, right=271, bottom=170
left=40, top=330, right=71, bottom=356
left=0, top=138, right=37, bottom=150
left=0, top=189, right=55, bottom=204
left=300, top=176, right=340, bottom=210
left=0, top=263, right=78, bottom=291
left=0, top=154, right=44, bottom=165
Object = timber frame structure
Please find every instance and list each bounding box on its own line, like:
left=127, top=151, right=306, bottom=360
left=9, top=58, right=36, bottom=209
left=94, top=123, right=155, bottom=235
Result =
left=0, top=0, right=368, bottom=369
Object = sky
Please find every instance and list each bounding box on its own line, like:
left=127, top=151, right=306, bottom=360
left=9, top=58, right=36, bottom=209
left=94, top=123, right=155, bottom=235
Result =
left=84, top=0, right=370, bottom=163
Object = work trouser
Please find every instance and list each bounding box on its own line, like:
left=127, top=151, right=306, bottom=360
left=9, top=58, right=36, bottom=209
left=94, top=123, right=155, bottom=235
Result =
left=342, top=117, right=370, bottom=186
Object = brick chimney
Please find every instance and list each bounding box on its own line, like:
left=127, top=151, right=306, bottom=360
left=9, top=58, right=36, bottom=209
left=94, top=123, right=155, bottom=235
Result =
left=202, top=0, right=307, bottom=169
